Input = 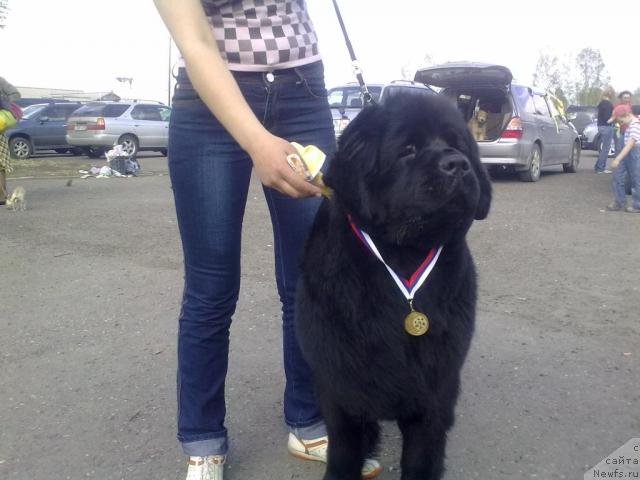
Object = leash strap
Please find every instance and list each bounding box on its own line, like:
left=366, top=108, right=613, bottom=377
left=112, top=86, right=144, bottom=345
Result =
left=331, top=0, right=375, bottom=105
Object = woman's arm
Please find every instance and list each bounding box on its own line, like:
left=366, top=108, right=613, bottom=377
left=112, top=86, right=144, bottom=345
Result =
left=153, top=0, right=321, bottom=198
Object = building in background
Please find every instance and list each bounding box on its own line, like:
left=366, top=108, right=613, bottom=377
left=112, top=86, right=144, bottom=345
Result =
left=16, top=86, right=121, bottom=102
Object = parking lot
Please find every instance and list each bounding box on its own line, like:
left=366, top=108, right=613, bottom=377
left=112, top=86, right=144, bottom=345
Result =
left=0, top=150, right=638, bottom=480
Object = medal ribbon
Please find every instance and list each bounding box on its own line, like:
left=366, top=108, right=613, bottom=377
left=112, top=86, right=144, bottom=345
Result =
left=348, top=217, right=443, bottom=301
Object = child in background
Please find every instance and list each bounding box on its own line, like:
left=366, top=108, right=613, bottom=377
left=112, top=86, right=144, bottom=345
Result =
left=607, top=104, right=640, bottom=213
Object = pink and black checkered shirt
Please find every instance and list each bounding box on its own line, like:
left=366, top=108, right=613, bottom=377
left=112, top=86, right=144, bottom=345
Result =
left=188, top=0, right=321, bottom=71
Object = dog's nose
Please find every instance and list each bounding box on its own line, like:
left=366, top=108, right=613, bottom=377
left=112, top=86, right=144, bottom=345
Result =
left=438, top=153, right=471, bottom=177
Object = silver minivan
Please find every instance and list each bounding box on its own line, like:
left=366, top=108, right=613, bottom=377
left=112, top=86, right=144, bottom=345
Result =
left=415, top=62, right=581, bottom=182
left=327, top=81, right=436, bottom=138
left=66, top=101, right=171, bottom=158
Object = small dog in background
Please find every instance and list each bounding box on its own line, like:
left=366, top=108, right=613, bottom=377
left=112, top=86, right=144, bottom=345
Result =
left=6, top=186, right=26, bottom=211
left=468, top=109, right=488, bottom=141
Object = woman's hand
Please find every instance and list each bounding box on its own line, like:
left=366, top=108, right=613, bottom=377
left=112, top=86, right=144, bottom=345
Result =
left=247, top=133, right=322, bottom=198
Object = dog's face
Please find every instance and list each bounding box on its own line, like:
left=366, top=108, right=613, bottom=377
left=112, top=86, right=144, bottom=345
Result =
left=325, top=94, right=491, bottom=248
left=476, top=110, right=488, bottom=124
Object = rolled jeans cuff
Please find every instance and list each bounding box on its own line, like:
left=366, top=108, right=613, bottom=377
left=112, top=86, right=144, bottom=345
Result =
left=181, top=434, right=229, bottom=457
left=289, top=419, right=327, bottom=439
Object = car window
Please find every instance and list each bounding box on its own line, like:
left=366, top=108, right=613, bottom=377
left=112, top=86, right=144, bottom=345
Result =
left=131, top=105, right=163, bottom=121
left=22, top=104, right=47, bottom=119
left=512, top=85, right=535, bottom=115
left=533, top=95, right=551, bottom=117
left=344, top=88, right=363, bottom=108
left=62, top=105, right=81, bottom=117
left=327, top=89, right=344, bottom=107
left=103, top=104, right=130, bottom=117
left=547, top=98, right=566, bottom=123
left=158, top=107, right=171, bottom=121
left=43, top=106, right=69, bottom=121
left=73, top=103, right=130, bottom=117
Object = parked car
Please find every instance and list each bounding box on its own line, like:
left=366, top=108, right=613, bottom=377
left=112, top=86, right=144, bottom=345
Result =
left=5, top=102, right=83, bottom=159
left=581, top=105, right=640, bottom=152
left=15, top=98, right=73, bottom=108
left=414, top=62, right=581, bottom=182
left=566, top=105, right=597, bottom=135
left=327, top=81, right=436, bottom=137
left=66, top=100, right=171, bottom=158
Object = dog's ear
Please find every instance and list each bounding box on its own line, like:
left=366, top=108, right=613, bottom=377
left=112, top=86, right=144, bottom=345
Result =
left=324, top=104, right=386, bottom=221
left=462, top=127, right=492, bottom=220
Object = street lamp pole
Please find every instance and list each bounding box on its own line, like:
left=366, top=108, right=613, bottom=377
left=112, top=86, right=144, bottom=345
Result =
left=168, top=36, right=172, bottom=106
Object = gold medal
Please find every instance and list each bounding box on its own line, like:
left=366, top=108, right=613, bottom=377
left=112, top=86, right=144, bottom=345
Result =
left=404, top=300, right=429, bottom=336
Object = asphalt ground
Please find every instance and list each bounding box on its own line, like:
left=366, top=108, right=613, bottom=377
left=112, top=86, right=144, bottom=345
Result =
left=0, top=151, right=638, bottom=480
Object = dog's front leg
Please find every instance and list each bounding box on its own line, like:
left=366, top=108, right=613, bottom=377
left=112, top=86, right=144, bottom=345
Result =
left=322, top=406, right=366, bottom=480
left=398, top=414, right=447, bottom=480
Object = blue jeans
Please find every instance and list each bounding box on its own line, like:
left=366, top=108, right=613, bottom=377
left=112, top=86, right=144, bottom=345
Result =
left=169, top=61, right=336, bottom=456
left=612, top=145, right=640, bottom=208
left=595, top=125, right=614, bottom=172
left=614, top=128, right=624, bottom=155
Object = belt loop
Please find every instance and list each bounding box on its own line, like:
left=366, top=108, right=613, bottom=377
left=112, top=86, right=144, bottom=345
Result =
left=293, top=67, right=305, bottom=86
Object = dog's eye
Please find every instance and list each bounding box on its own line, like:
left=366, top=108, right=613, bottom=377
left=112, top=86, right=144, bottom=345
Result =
left=400, top=144, right=417, bottom=159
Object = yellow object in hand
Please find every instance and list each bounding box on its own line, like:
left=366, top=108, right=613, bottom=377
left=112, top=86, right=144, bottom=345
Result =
left=287, top=142, right=332, bottom=197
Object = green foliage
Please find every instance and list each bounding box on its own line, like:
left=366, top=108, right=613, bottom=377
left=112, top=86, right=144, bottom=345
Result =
left=573, top=47, right=609, bottom=105
left=576, top=86, right=604, bottom=106
left=533, top=47, right=610, bottom=105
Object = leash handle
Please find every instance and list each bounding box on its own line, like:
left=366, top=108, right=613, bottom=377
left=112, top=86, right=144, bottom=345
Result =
left=331, top=0, right=375, bottom=105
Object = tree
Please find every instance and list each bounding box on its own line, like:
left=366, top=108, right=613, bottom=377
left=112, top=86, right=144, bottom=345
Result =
left=574, top=47, right=609, bottom=105
left=0, top=0, right=8, bottom=29
left=532, top=50, right=569, bottom=95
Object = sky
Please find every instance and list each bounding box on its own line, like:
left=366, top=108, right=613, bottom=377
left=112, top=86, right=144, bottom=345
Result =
left=1, top=0, right=639, bottom=104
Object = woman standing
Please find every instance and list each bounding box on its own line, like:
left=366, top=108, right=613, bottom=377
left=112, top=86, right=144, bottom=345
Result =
left=0, top=76, right=21, bottom=204
left=595, top=87, right=615, bottom=173
left=152, top=1, right=380, bottom=479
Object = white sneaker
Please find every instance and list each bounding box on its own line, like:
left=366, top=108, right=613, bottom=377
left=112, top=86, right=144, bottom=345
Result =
left=185, top=455, right=225, bottom=480
left=287, top=433, right=382, bottom=479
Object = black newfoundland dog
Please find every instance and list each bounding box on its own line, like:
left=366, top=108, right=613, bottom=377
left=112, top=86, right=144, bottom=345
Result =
left=295, top=93, right=492, bottom=480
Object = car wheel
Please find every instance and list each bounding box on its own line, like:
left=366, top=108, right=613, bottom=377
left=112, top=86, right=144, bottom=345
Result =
left=562, top=141, right=580, bottom=173
left=118, top=134, right=139, bottom=157
left=55, top=148, right=69, bottom=154
left=519, top=144, right=542, bottom=182
left=160, top=148, right=167, bottom=157
left=85, top=147, right=105, bottom=159
left=70, top=148, right=84, bottom=156
left=9, top=136, right=32, bottom=159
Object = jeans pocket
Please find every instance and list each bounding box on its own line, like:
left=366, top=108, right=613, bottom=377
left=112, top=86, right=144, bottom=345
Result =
left=301, top=76, right=328, bottom=99
left=172, top=83, right=202, bottom=108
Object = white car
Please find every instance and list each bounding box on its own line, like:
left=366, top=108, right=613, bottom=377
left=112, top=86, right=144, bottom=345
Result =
left=66, top=101, right=170, bottom=158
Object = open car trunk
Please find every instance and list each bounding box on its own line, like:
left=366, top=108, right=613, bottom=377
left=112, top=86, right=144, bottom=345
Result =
left=442, top=87, right=513, bottom=142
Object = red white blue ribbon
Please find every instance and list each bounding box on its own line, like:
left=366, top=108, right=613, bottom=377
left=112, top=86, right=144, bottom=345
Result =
left=348, top=217, right=443, bottom=301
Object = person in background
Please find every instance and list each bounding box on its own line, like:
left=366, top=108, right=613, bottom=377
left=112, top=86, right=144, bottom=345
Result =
left=606, top=104, right=640, bottom=213
left=152, top=1, right=381, bottom=479
left=610, top=90, right=633, bottom=155
left=595, top=87, right=616, bottom=173
left=0, top=76, right=21, bottom=204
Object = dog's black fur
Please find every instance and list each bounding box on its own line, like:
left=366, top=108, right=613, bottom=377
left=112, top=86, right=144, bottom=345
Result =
left=295, top=93, right=492, bottom=480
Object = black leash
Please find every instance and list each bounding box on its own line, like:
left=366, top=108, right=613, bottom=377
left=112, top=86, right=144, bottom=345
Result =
left=331, top=0, right=375, bottom=106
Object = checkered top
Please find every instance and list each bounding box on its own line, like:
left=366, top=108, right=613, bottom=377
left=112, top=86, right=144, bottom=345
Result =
left=186, top=0, right=320, bottom=71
